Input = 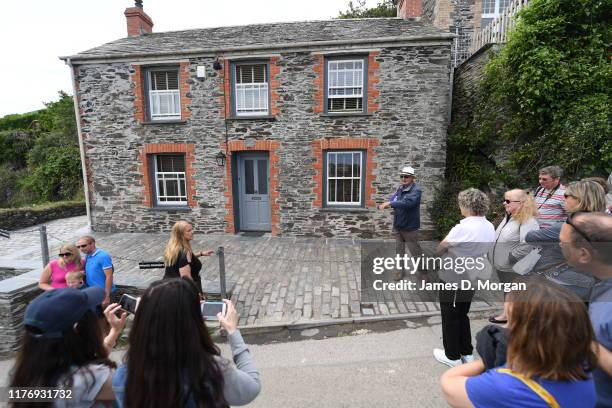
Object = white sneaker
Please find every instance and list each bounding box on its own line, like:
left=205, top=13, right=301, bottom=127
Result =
left=433, top=348, right=463, bottom=367
left=461, top=354, right=476, bottom=363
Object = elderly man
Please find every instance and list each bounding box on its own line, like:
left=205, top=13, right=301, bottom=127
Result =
left=534, top=165, right=566, bottom=228
left=378, top=165, right=424, bottom=280
left=560, top=212, right=612, bottom=408
left=77, top=235, right=116, bottom=307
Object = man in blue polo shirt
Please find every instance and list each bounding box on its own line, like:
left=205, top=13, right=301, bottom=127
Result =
left=77, top=235, right=116, bottom=307
left=560, top=212, right=612, bottom=408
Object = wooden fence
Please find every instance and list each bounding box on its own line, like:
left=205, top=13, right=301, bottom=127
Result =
left=469, top=0, right=530, bottom=54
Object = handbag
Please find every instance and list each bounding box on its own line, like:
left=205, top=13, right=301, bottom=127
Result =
left=512, top=247, right=541, bottom=275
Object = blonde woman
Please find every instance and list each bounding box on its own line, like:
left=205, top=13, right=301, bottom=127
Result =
left=525, top=180, right=605, bottom=300
left=163, top=221, right=213, bottom=294
left=38, top=244, right=84, bottom=290
left=489, top=189, right=539, bottom=323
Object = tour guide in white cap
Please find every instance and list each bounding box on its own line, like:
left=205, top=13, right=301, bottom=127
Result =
left=378, top=165, right=425, bottom=280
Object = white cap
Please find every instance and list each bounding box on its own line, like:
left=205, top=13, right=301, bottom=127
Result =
left=400, top=166, right=415, bottom=176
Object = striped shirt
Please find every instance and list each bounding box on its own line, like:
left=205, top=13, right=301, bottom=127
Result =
left=534, top=183, right=566, bottom=228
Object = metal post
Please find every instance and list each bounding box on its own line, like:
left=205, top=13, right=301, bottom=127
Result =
left=218, top=246, right=227, bottom=299
left=39, top=225, right=49, bottom=268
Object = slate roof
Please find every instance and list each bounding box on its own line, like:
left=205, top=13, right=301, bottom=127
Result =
left=63, top=18, right=453, bottom=61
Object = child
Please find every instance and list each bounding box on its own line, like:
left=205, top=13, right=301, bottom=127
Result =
left=66, top=271, right=85, bottom=289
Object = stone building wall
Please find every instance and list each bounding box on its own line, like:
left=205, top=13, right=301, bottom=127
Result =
left=74, top=43, right=452, bottom=238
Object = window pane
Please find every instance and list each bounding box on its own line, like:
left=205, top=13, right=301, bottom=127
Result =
left=328, top=179, right=336, bottom=202
left=257, top=160, right=268, bottom=194
left=245, top=160, right=255, bottom=194
left=482, top=0, right=495, bottom=14
left=353, top=153, right=361, bottom=177
left=151, top=70, right=178, bottom=91
left=328, top=153, right=336, bottom=177
left=166, top=179, right=179, bottom=197
left=338, top=179, right=351, bottom=202
left=156, top=155, right=185, bottom=172
left=352, top=179, right=360, bottom=202
left=236, top=64, right=266, bottom=84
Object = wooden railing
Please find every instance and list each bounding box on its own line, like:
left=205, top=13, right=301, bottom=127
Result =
left=469, top=0, right=530, bottom=54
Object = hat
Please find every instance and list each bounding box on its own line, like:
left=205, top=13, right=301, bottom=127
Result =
left=400, top=166, right=415, bottom=176
left=24, top=287, right=105, bottom=339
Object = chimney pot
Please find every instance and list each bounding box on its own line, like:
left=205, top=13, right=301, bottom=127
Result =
left=124, top=3, right=153, bottom=37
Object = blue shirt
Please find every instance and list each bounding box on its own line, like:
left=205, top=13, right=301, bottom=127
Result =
left=466, top=367, right=596, bottom=408
left=589, top=279, right=612, bottom=408
left=84, top=248, right=116, bottom=292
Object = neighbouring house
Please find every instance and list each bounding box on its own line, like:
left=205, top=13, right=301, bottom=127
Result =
left=399, top=0, right=513, bottom=65
left=60, top=1, right=453, bottom=238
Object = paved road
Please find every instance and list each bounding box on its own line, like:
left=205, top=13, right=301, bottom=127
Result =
left=1, top=316, right=489, bottom=407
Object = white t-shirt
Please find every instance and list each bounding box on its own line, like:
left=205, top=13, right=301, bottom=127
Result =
left=55, top=364, right=112, bottom=408
left=439, top=216, right=496, bottom=284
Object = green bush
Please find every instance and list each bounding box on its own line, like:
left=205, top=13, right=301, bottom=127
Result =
left=431, top=0, right=610, bottom=238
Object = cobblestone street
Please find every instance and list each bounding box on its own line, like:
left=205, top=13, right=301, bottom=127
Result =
left=0, top=216, right=497, bottom=327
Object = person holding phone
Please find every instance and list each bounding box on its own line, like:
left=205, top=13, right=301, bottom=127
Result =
left=163, top=221, right=214, bottom=295
left=10, top=287, right=127, bottom=406
left=112, top=278, right=261, bottom=407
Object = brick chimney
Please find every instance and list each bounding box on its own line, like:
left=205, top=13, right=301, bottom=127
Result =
left=124, top=0, right=153, bottom=37
left=397, top=0, right=422, bottom=19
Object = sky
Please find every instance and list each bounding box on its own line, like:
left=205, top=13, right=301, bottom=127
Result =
left=0, top=0, right=383, bottom=118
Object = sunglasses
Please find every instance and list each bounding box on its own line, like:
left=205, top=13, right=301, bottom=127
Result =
left=503, top=199, right=521, bottom=204
left=400, top=175, right=413, bottom=179
left=59, top=253, right=73, bottom=257
left=565, top=214, right=591, bottom=242
left=77, top=244, right=89, bottom=249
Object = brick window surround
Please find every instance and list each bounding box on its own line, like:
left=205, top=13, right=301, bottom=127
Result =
left=219, top=57, right=281, bottom=118
left=222, top=140, right=281, bottom=235
left=313, top=52, right=381, bottom=114
left=311, top=138, right=379, bottom=208
left=131, top=62, right=192, bottom=122
left=138, top=143, right=197, bottom=208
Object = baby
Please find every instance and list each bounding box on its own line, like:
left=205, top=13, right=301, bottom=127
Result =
left=65, top=271, right=85, bottom=289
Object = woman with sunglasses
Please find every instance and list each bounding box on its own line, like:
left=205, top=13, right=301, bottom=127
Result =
left=525, top=180, right=606, bottom=300
left=38, top=243, right=84, bottom=291
left=489, top=189, right=539, bottom=324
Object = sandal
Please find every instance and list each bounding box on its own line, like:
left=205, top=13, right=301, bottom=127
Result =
left=488, top=316, right=508, bottom=324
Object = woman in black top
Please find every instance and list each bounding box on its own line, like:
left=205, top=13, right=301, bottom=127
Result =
left=163, top=221, right=213, bottom=294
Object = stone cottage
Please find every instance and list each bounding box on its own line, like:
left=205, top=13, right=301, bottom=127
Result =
left=60, top=1, right=453, bottom=238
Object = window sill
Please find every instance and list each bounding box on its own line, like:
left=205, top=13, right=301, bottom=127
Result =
left=319, top=207, right=371, bottom=213
left=146, top=206, right=192, bottom=212
left=320, top=113, right=373, bottom=118
left=226, top=115, right=276, bottom=121
left=142, top=120, right=188, bottom=125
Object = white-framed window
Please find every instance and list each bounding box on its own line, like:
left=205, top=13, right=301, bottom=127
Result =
left=482, top=0, right=511, bottom=19
left=147, top=69, right=181, bottom=121
left=234, top=63, right=269, bottom=116
left=153, top=154, right=187, bottom=206
left=325, top=151, right=364, bottom=206
left=326, top=59, right=365, bottom=113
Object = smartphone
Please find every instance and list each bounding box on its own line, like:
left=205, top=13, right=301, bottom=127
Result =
left=119, top=294, right=139, bottom=314
left=201, top=301, right=226, bottom=320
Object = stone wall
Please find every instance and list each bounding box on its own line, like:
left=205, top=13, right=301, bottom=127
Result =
left=451, top=44, right=497, bottom=125
left=74, top=43, right=452, bottom=239
left=0, top=268, right=144, bottom=357
left=0, top=202, right=86, bottom=231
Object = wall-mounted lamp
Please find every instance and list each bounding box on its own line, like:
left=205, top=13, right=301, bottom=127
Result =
left=213, top=59, right=223, bottom=71
left=215, top=151, right=227, bottom=167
